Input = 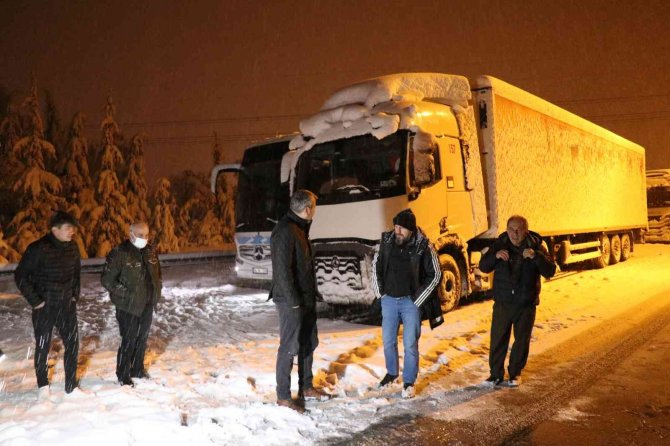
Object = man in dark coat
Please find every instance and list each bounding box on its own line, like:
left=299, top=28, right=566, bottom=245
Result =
left=269, top=189, right=330, bottom=413
left=101, top=221, right=162, bottom=387
left=371, top=209, right=442, bottom=399
left=479, top=215, right=556, bottom=387
left=15, top=211, right=82, bottom=396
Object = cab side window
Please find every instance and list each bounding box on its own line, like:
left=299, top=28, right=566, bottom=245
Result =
left=411, top=142, right=441, bottom=188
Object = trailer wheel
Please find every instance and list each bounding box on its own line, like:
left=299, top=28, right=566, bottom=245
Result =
left=610, top=235, right=622, bottom=264
left=438, top=254, right=461, bottom=313
left=592, top=234, right=611, bottom=269
left=620, top=233, right=632, bottom=261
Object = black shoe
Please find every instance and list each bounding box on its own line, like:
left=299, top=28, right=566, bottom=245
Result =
left=402, top=383, right=416, bottom=399
left=119, top=377, right=135, bottom=387
left=132, top=370, right=151, bottom=379
left=65, top=380, right=79, bottom=394
left=378, top=373, right=399, bottom=388
left=507, top=376, right=520, bottom=387
left=485, top=376, right=504, bottom=386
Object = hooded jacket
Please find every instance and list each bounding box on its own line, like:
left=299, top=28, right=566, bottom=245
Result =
left=479, top=230, right=556, bottom=306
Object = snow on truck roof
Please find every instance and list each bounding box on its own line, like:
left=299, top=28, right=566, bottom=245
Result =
left=474, top=76, right=645, bottom=154
left=291, top=73, right=469, bottom=152
left=321, top=73, right=471, bottom=111
left=291, top=72, right=644, bottom=155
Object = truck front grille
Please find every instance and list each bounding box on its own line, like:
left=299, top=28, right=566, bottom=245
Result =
left=239, top=244, right=271, bottom=262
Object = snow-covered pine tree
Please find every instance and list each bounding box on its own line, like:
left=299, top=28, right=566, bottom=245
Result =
left=125, top=133, right=150, bottom=222
left=61, top=112, right=96, bottom=257
left=88, top=96, right=131, bottom=257
left=0, top=103, right=24, bottom=229
left=215, top=171, right=236, bottom=244
left=7, top=76, right=65, bottom=254
left=151, top=177, right=179, bottom=253
left=0, top=224, right=19, bottom=264
left=174, top=170, right=223, bottom=248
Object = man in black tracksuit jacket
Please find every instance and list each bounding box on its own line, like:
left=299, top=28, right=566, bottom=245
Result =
left=15, top=211, right=82, bottom=394
left=102, top=222, right=162, bottom=387
left=371, top=209, right=443, bottom=398
left=479, top=215, right=556, bottom=386
left=269, top=189, right=329, bottom=413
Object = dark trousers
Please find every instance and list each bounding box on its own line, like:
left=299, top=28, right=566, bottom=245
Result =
left=31, top=304, right=79, bottom=391
left=275, top=303, right=319, bottom=400
left=116, top=305, right=153, bottom=381
left=489, top=302, right=536, bottom=379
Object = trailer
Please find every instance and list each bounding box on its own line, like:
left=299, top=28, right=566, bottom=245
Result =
left=645, top=168, right=670, bottom=242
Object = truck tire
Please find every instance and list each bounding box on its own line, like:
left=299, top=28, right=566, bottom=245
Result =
left=592, top=234, right=611, bottom=269
left=438, top=254, right=461, bottom=313
left=609, top=234, right=622, bottom=264
left=620, top=233, right=632, bottom=261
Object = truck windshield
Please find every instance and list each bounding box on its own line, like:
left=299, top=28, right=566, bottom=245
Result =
left=236, top=141, right=290, bottom=231
left=647, top=185, right=670, bottom=209
left=295, top=131, right=408, bottom=205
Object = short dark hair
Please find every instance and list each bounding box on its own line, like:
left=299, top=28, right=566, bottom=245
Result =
left=50, top=211, right=79, bottom=228
left=290, top=189, right=317, bottom=213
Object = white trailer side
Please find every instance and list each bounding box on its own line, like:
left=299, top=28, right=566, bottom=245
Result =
left=473, top=76, right=647, bottom=239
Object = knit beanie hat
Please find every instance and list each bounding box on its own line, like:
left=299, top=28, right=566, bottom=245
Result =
left=393, top=209, right=416, bottom=232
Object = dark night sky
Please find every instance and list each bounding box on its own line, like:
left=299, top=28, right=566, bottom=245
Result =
left=1, top=0, right=669, bottom=186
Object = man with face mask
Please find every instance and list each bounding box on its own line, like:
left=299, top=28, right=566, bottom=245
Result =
left=101, top=222, right=162, bottom=386
left=371, top=209, right=442, bottom=399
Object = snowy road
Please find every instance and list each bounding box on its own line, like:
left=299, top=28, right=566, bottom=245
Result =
left=1, top=246, right=670, bottom=445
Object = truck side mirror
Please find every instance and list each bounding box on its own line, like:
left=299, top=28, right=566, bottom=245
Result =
left=408, top=186, right=421, bottom=201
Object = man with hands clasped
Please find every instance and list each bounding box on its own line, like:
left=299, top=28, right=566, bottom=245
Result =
left=479, top=215, right=556, bottom=387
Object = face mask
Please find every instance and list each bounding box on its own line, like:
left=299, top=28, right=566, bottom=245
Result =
left=131, top=235, right=148, bottom=249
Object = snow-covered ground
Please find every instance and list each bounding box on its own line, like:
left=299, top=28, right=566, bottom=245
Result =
left=1, top=245, right=670, bottom=445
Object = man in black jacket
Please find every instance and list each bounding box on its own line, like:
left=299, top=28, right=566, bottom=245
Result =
left=269, top=189, right=329, bottom=413
left=101, top=221, right=162, bottom=387
left=15, top=211, right=82, bottom=396
left=371, top=209, right=442, bottom=399
left=479, top=215, right=556, bottom=387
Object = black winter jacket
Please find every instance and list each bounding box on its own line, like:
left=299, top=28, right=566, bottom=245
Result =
left=15, top=233, right=81, bottom=308
left=479, top=230, right=556, bottom=307
left=372, top=229, right=443, bottom=328
left=269, top=211, right=317, bottom=308
left=101, top=240, right=162, bottom=316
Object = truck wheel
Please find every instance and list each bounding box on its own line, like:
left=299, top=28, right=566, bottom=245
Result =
left=609, top=235, right=622, bottom=264
left=620, top=233, right=632, bottom=261
left=438, top=254, right=461, bottom=313
left=592, top=234, right=611, bottom=269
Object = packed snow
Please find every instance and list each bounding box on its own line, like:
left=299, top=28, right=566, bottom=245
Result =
left=2, top=244, right=670, bottom=445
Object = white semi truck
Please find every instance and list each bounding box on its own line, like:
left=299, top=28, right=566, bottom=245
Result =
left=645, top=169, right=670, bottom=242
left=287, top=73, right=647, bottom=312
left=211, top=136, right=292, bottom=282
